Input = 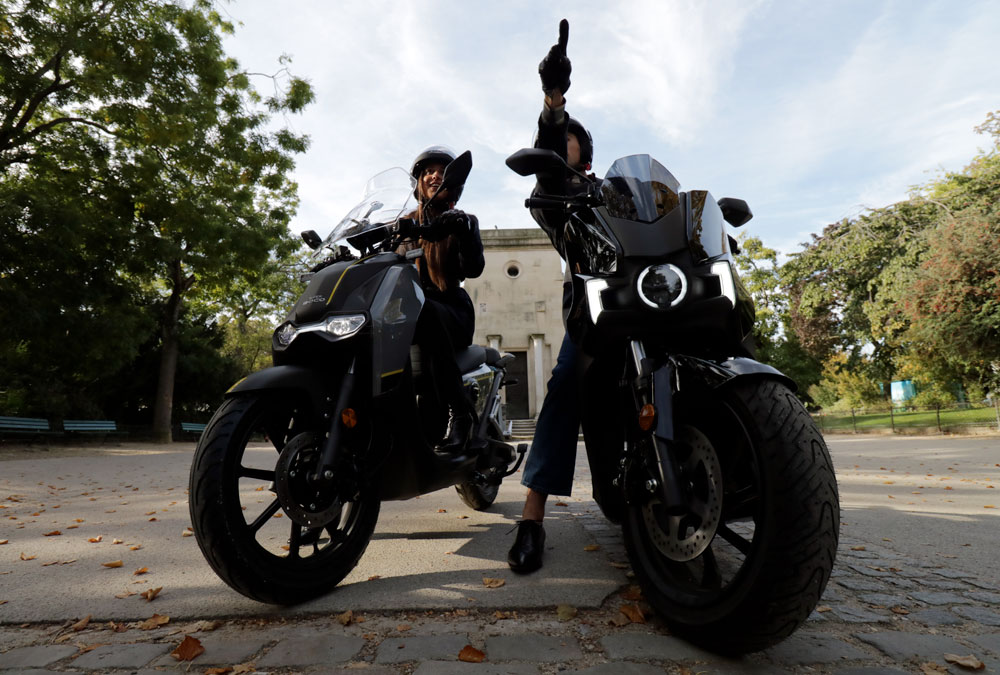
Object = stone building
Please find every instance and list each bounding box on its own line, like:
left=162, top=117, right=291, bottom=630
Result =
left=464, top=227, right=563, bottom=419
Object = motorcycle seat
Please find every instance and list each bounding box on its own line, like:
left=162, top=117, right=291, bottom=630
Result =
left=456, top=345, right=487, bottom=373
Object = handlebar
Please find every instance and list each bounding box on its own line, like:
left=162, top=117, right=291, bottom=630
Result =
left=525, top=191, right=602, bottom=211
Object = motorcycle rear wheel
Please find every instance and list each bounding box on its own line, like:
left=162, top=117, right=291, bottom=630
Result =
left=454, top=427, right=504, bottom=510
left=189, top=393, right=379, bottom=605
left=622, top=378, right=839, bottom=654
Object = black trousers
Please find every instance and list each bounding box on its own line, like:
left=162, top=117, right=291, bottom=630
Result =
left=413, top=287, right=475, bottom=414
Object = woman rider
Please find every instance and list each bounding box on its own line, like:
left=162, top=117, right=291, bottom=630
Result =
left=405, top=146, right=485, bottom=455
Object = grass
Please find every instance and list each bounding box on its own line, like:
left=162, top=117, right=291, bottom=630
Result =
left=814, top=405, right=1000, bottom=432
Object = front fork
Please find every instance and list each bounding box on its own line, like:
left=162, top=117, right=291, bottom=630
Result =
left=628, top=340, right=687, bottom=514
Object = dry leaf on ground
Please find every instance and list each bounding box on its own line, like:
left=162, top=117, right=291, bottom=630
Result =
left=943, top=653, right=985, bottom=670
left=232, top=663, right=256, bottom=674
left=815, top=605, right=832, bottom=612
left=171, top=635, right=205, bottom=661
left=554, top=501, right=568, bottom=506
left=458, top=645, right=486, bottom=663
left=112, top=538, right=123, bottom=544
left=182, top=529, right=193, bottom=537
left=482, top=577, right=506, bottom=588
left=70, top=615, right=91, bottom=631
left=75, top=643, right=104, bottom=654
left=115, top=590, right=137, bottom=599
left=0, top=539, right=8, bottom=545
left=850, top=545, right=866, bottom=551
left=620, top=603, right=646, bottom=623
left=141, top=587, right=162, bottom=602
left=138, top=613, right=170, bottom=630
left=129, top=545, right=142, bottom=551
left=87, top=536, right=102, bottom=543
left=608, top=611, right=630, bottom=627
left=891, top=606, right=910, bottom=615
left=134, top=567, right=148, bottom=575
left=43, top=530, right=61, bottom=536
left=205, top=668, right=233, bottom=675
left=556, top=604, right=578, bottom=621
left=102, top=560, right=123, bottom=568
left=437, top=509, right=447, bottom=513
left=583, top=544, right=601, bottom=552
left=336, top=610, right=353, bottom=626
left=190, top=620, right=222, bottom=632
left=621, top=585, right=643, bottom=601
left=397, top=624, right=412, bottom=632
left=19, top=552, right=36, bottom=561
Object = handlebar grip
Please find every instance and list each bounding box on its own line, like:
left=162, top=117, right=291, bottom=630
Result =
left=525, top=196, right=569, bottom=210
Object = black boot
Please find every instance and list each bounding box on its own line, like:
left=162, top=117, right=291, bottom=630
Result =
left=507, top=520, right=545, bottom=574
left=434, top=406, right=472, bottom=456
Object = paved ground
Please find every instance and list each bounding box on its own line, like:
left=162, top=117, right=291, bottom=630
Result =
left=0, top=434, right=998, bottom=674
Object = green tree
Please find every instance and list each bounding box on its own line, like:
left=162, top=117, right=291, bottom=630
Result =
left=1, top=0, right=314, bottom=440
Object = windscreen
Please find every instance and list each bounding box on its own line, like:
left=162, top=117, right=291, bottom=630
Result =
left=600, top=155, right=681, bottom=223
left=319, top=168, right=417, bottom=252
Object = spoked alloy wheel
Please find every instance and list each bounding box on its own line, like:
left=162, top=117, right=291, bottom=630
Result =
left=622, top=378, right=839, bottom=654
left=189, top=393, right=379, bottom=605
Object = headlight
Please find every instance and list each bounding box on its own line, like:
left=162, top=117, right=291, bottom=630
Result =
left=710, top=261, right=736, bottom=306
left=637, top=264, right=687, bottom=308
left=276, top=314, right=367, bottom=347
left=585, top=278, right=609, bottom=323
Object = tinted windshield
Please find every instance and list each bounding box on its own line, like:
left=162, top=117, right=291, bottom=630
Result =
left=600, top=155, right=681, bottom=223
left=319, top=168, right=417, bottom=252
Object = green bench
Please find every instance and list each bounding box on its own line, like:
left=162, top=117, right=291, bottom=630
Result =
left=0, top=416, right=56, bottom=440
left=181, top=422, right=207, bottom=438
left=63, top=419, right=125, bottom=438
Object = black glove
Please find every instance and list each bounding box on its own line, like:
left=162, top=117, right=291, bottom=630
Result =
left=423, top=209, right=470, bottom=242
left=539, top=19, right=571, bottom=96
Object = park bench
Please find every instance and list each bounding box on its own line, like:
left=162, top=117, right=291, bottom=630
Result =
left=180, top=422, right=207, bottom=438
left=62, top=419, right=125, bottom=439
left=0, top=416, right=57, bottom=441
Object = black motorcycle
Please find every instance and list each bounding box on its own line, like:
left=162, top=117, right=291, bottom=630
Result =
left=189, top=152, right=523, bottom=604
left=507, top=149, right=840, bottom=653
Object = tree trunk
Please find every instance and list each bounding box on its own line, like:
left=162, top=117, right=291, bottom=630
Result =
left=151, top=261, right=191, bottom=443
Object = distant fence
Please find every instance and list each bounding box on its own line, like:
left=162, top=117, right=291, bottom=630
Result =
left=813, top=400, right=1000, bottom=435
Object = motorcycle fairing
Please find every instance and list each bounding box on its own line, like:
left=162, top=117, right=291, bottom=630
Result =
left=225, top=365, right=332, bottom=418
left=368, top=263, right=424, bottom=395
left=290, top=254, right=395, bottom=325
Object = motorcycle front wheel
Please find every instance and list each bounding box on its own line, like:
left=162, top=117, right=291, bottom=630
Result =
left=622, top=378, right=839, bottom=654
left=189, top=392, right=379, bottom=605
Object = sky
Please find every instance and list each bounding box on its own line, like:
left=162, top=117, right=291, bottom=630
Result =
left=219, top=0, right=1000, bottom=255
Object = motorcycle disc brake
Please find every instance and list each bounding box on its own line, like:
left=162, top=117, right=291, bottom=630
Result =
left=274, top=432, right=344, bottom=528
left=642, top=425, right=723, bottom=562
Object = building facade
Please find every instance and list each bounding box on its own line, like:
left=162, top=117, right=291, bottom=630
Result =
left=464, top=228, right=563, bottom=419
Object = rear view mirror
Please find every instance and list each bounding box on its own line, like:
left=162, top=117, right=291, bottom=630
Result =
left=505, top=148, right=569, bottom=177
left=441, top=150, right=473, bottom=192
left=718, top=198, right=753, bottom=227
left=301, top=230, right=323, bottom=250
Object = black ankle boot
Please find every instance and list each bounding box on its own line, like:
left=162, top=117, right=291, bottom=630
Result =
left=434, top=406, right=472, bottom=455
left=507, top=520, right=545, bottom=574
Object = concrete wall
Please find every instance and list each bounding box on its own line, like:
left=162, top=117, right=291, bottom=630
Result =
left=465, top=227, right=564, bottom=418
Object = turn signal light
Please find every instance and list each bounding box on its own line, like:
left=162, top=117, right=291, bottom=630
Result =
left=638, top=404, right=656, bottom=431
left=341, top=408, right=358, bottom=428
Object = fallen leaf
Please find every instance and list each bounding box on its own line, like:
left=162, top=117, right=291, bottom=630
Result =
left=945, top=486, right=953, bottom=491
left=367, top=575, right=381, bottom=581
left=397, top=624, right=412, bottom=632
left=190, top=620, right=222, bottom=632
left=943, top=653, right=985, bottom=669
left=134, top=567, right=148, bottom=575
left=115, top=590, right=137, bottom=599
left=816, top=605, right=832, bottom=613
left=621, top=585, right=644, bottom=601
left=129, top=545, right=142, bottom=551
left=141, top=587, right=162, bottom=601
left=493, top=610, right=516, bottom=620
left=0, top=539, right=7, bottom=544
left=882, top=481, right=895, bottom=484
left=458, top=515, right=469, bottom=519
left=437, top=509, right=447, bottom=513
left=87, top=536, right=103, bottom=543
left=76, top=643, right=105, bottom=654
left=458, top=645, right=486, bottom=663
left=850, top=545, right=866, bottom=551
left=181, top=529, right=193, bottom=537
left=232, top=664, right=256, bottom=674
left=336, top=610, right=353, bottom=626
left=583, top=544, right=601, bottom=552
left=108, top=621, right=128, bottom=632
left=985, top=505, right=996, bottom=509
left=74, top=518, right=84, bottom=523
left=0, top=600, right=7, bottom=605
left=102, top=560, right=123, bottom=568
left=20, top=552, right=36, bottom=561
left=43, top=530, right=61, bottom=536
left=68, top=614, right=92, bottom=631
left=555, top=501, right=568, bottom=506
left=620, top=603, right=645, bottom=623
left=170, top=635, right=205, bottom=661
left=891, top=606, right=910, bottom=615
left=112, top=538, right=123, bottom=544
left=138, top=613, right=170, bottom=630
left=556, top=604, right=578, bottom=621
left=145, top=511, right=157, bottom=516
left=205, top=668, right=232, bottom=675
left=147, top=517, right=157, bottom=522
left=920, top=663, right=949, bottom=674
left=482, top=577, right=506, bottom=589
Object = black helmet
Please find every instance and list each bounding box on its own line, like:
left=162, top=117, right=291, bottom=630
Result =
left=566, top=116, right=593, bottom=171
left=410, top=145, right=463, bottom=203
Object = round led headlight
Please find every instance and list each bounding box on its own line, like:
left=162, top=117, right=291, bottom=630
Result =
left=276, top=323, right=297, bottom=346
left=637, top=264, right=687, bottom=308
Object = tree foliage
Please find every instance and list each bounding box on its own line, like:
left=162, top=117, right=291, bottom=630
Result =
left=0, top=0, right=313, bottom=438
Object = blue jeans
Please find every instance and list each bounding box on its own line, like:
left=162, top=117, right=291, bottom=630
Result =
left=521, top=333, right=580, bottom=496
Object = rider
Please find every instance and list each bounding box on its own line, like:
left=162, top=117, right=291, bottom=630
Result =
left=406, top=146, right=485, bottom=455
left=508, top=20, right=598, bottom=574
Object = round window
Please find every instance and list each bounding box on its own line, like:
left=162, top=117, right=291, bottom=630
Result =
left=505, top=261, right=522, bottom=279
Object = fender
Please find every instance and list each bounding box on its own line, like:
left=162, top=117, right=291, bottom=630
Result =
left=673, top=355, right=796, bottom=392
left=226, top=365, right=333, bottom=415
